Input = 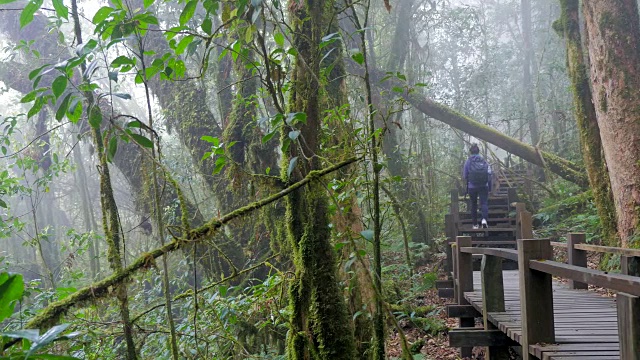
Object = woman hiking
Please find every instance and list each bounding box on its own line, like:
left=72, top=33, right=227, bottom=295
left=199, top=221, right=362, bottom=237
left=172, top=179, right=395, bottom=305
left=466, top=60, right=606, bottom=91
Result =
left=463, top=144, right=492, bottom=229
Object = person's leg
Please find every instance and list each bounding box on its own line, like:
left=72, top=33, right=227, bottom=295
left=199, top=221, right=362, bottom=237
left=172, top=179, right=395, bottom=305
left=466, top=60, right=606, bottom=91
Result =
left=479, top=187, right=489, bottom=224
left=469, top=188, right=479, bottom=226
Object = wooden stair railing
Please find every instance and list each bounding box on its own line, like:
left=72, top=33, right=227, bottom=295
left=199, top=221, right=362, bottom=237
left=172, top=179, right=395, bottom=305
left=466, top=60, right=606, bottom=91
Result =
left=448, top=234, right=640, bottom=360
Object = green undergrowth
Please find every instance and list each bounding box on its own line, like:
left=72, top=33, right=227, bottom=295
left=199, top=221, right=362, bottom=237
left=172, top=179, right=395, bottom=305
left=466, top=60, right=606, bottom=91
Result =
left=381, top=240, right=448, bottom=339
left=534, top=182, right=602, bottom=244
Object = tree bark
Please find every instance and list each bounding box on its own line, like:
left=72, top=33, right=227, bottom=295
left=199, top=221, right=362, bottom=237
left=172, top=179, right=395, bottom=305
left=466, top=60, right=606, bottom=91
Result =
left=554, top=0, right=618, bottom=246
left=583, top=0, right=640, bottom=247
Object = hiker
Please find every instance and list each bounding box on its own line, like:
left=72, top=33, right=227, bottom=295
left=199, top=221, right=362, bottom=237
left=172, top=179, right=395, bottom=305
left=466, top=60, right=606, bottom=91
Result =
left=463, top=144, right=492, bottom=229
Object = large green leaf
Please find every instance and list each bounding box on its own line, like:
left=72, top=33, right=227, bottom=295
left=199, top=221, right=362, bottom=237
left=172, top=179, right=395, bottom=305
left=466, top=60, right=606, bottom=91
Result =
left=179, top=0, right=197, bottom=26
left=51, top=76, right=67, bottom=99
left=130, top=133, right=153, bottom=148
left=55, top=94, right=71, bottom=121
left=51, top=0, right=68, bottom=19
left=88, top=106, right=102, bottom=128
left=20, top=0, right=44, bottom=28
left=92, top=6, right=113, bottom=23
left=0, top=273, right=24, bottom=322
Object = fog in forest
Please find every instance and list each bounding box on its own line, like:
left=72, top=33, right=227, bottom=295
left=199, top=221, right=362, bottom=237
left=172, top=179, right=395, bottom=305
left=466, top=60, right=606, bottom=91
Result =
left=0, top=0, right=638, bottom=358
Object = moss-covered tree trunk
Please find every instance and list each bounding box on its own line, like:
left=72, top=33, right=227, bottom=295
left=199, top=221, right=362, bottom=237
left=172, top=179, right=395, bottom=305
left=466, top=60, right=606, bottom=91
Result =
left=554, top=0, right=618, bottom=246
left=582, top=0, right=640, bottom=247
left=284, top=0, right=355, bottom=357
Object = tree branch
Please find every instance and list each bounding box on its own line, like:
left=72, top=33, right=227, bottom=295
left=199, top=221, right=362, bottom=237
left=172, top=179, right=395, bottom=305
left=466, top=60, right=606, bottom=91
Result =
left=7, top=156, right=361, bottom=340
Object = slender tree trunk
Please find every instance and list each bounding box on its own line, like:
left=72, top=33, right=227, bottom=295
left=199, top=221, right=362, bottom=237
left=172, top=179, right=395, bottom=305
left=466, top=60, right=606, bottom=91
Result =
left=554, top=0, right=618, bottom=246
left=522, top=0, right=540, bottom=146
left=73, top=145, right=100, bottom=278
left=582, top=0, right=640, bottom=247
left=71, top=2, right=137, bottom=357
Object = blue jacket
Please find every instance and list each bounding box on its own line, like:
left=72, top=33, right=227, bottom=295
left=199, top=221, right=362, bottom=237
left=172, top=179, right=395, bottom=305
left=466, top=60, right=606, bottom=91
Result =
left=463, top=154, right=492, bottom=190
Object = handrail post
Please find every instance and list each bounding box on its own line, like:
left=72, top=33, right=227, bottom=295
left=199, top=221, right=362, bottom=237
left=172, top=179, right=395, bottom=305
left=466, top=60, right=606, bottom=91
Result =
left=567, top=233, right=588, bottom=289
left=517, top=238, right=554, bottom=360
left=450, top=189, right=460, bottom=223
left=617, top=292, right=640, bottom=359
left=481, top=255, right=509, bottom=359
left=520, top=210, right=533, bottom=240
left=452, top=243, right=459, bottom=301
left=445, top=214, right=455, bottom=276
left=455, top=236, right=473, bottom=358
left=514, top=202, right=527, bottom=241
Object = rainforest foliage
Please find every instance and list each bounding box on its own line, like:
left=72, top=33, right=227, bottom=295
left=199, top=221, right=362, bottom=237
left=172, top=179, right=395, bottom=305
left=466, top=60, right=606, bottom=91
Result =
left=0, top=0, right=639, bottom=358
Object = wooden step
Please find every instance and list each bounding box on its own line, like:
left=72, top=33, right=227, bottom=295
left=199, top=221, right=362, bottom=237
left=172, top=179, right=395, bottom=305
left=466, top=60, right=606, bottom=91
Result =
left=460, top=217, right=514, bottom=224
left=458, top=227, right=516, bottom=233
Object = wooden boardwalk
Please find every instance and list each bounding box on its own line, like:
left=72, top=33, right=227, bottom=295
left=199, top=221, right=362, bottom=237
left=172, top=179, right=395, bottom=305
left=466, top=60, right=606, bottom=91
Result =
left=467, top=271, right=621, bottom=359
left=439, top=166, right=640, bottom=360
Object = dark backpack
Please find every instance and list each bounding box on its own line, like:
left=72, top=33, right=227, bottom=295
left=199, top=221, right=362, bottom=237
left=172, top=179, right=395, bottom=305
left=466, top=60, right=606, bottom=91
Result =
left=468, top=156, right=489, bottom=186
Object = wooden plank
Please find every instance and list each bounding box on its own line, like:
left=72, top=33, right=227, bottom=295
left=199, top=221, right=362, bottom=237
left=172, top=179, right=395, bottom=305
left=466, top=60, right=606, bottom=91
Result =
left=446, top=304, right=480, bottom=318
left=547, top=356, right=619, bottom=360
left=467, top=240, right=517, bottom=246
left=481, top=255, right=509, bottom=359
left=461, top=247, right=518, bottom=261
left=567, top=233, right=588, bottom=290
left=573, top=243, right=640, bottom=257
left=448, top=328, right=517, bottom=347
left=438, top=288, right=454, bottom=299
left=518, top=239, right=554, bottom=360
left=542, top=352, right=619, bottom=360
left=617, top=292, right=640, bottom=360
left=436, top=279, right=453, bottom=289
left=529, top=260, right=640, bottom=296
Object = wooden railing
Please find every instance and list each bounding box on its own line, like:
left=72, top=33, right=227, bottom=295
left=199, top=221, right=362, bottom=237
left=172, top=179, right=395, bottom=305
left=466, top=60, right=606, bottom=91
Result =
left=450, top=234, right=640, bottom=360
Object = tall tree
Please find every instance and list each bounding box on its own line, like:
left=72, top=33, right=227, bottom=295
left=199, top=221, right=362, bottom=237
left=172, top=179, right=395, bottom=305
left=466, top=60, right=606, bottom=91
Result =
left=553, top=0, right=617, bottom=246
left=582, top=0, right=640, bottom=247
left=284, top=0, right=356, bottom=357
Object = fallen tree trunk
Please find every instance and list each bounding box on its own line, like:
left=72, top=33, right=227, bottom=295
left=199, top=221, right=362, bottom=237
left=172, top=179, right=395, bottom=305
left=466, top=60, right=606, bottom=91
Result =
left=398, top=87, right=588, bottom=187
left=345, top=62, right=589, bottom=187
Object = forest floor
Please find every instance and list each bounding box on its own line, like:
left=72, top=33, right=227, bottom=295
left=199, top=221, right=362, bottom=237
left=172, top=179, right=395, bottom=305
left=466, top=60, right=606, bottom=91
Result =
left=384, top=250, right=468, bottom=360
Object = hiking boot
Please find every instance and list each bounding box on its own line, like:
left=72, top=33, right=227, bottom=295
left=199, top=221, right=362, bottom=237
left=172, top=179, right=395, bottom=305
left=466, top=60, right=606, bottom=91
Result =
left=472, top=224, right=479, bottom=229
left=481, top=219, right=488, bottom=228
